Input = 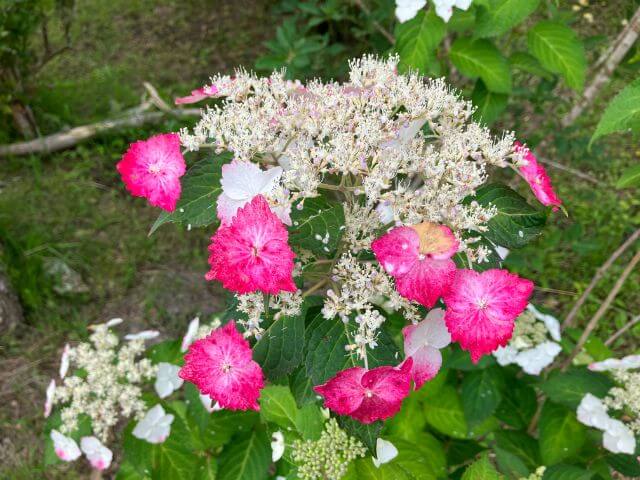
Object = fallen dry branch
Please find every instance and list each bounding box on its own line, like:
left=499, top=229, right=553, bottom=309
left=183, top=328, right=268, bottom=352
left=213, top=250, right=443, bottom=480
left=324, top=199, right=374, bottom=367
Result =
left=562, top=6, right=640, bottom=127
left=0, top=87, right=200, bottom=157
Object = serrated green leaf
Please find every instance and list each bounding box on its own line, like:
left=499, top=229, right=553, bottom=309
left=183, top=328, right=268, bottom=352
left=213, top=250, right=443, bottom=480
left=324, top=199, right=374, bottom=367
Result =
left=204, top=410, right=259, bottom=448
left=387, top=391, right=427, bottom=442
left=290, top=365, right=317, bottom=407
left=462, top=453, right=503, bottom=480
left=494, top=430, right=541, bottom=470
left=295, top=403, right=324, bottom=440
left=494, top=447, right=530, bottom=478
left=447, top=440, right=484, bottom=467
left=424, top=385, right=468, bottom=439
left=149, top=153, right=231, bottom=234
left=537, top=368, right=614, bottom=409
left=391, top=434, right=447, bottom=478
left=253, top=313, right=305, bottom=379
left=527, top=21, right=586, bottom=91
left=290, top=197, right=345, bottom=256
left=395, top=10, right=446, bottom=75
left=495, top=383, right=537, bottom=429
left=443, top=344, right=497, bottom=370
left=542, top=464, right=594, bottom=480
left=510, top=52, right=553, bottom=80
left=472, top=79, right=508, bottom=125
left=259, top=385, right=298, bottom=430
left=344, top=458, right=412, bottom=480
left=217, top=429, right=271, bottom=480
left=592, top=79, right=640, bottom=146
left=450, top=38, right=512, bottom=93
left=473, top=183, right=547, bottom=249
left=461, top=368, right=504, bottom=428
left=338, top=416, right=383, bottom=454
left=538, top=402, right=587, bottom=465
left=616, top=164, right=640, bottom=189
left=475, top=0, right=539, bottom=38
left=606, top=453, right=640, bottom=477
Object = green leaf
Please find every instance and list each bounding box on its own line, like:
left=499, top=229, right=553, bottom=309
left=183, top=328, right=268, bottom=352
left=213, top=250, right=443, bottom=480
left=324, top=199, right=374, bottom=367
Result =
left=290, top=197, right=345, bottom=256
left=537, top=368, right=614, bottom=409
left=203, top=410, right=260, bottom=448
left=461, top=368, right=504, bottom=428
left=424, top=385, right=468, bottom=439
left=592, top=79, right=640, bottom=146
left=542, top=464, right=594, bottom=480
left=344, top=458, right=412, bottom=480
left=447, top=440, right=484, bottom=468
left=295, top=403, right=325, bottom=440
left=259, top=385, right=298, bottom=430
left=538, top=402, right=587, bottom=465
left=493, top=430, right=541, bottom=470
left=387, top=392, right=427, bottom=442
left=494, top=447, right=530, bottom=478
left=495, top=383, right=537, bottom=429
left=253, top=313, right=305, bottom=379
left=527, top=21, right=586, bottom=91
left=606, top=453, right=640, bottom=477
left=472, top=80, right=508, bottom=125
left=148, top=340, right=183, bottom=365
left=391, top=433, right=448, bottom=478
left=510, top=52, right=553, bottom=80
left=149, top=153, right=231, bottom=234
left=450, top=38, right=512, bottom=93
left=462, top=453, right=503, bottom=480
left=473, top=183, right=547, bottom=249
left=616, top=164, right=640, bottom=189
left=290, top=366, right=317, bottom=407
left=196, top=458, right=218, bottom=480
left=217, top=429, right=271, bottom=480
left=475, top=0, right=539, bottom=38
left=338, top=416, right=382, bottom=454
left=395, top=10, right=446, bottom=75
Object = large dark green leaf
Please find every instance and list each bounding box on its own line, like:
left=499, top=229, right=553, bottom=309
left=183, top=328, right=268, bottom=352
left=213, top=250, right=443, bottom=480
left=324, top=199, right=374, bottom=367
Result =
left=290, top=197, right=345, bottom=256
left=510, top=52, right=553, bottom=80
left=527, top=21, right=586, bottom=91
left=450, top=38, right=512, bottom=93
left=542, top=464, right=594, bottom=480
left=475, top=0, right=539, bottom=38
left=472, top=80, right=508, bottom=125
left=495, top=383, right=537, bottom=429
left=217, top=429, right=271, bottom=480
left=461, top=452, right=502, bottom=480
left=606, top=453, right=640, bottom=477
left=395, top=10, right=446, bottom=75
left=494, top=447, right=530, bottom=478
left=538, top=401, right=587, bottom=465
left=494, top=430, right=541, bottom=470
left=253, top=312, right=305, bottom=379
left=424, top=385, right=468, bottom=439
left=537, top=368, right=614, bottom=409
left=150, top=153, right=231, bottom=234
left=461, top=368, right=504, bottom=428
left=473, top=183, right=547, bottom=248
left=259, top=385, right=298, bottom=430
left=338, top=416, right=382, bottom=454
left=592, top=78, right=640, bottom=146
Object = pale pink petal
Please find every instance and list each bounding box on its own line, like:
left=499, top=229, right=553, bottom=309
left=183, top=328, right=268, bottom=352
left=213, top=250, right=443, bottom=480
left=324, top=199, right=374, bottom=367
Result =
left=117, top=133, right=186, bottom=212
left=50, top=430, right=81, bottom=462
left=206, top=195, right=297, bottom=295
left=80, top=436, right=113, bottom=471
left=44, top=379, right=55, bottom=418
left=216, top=193, right=250, bottom=225
left=444, top=269, right=534, bottom=363
left=409, top=346, right=442, bottom=389
left=174, top=85, right=219, bottom=105
left=180, top=322, right=264, bottom=411
left=403, top=308, right=450, bottom=354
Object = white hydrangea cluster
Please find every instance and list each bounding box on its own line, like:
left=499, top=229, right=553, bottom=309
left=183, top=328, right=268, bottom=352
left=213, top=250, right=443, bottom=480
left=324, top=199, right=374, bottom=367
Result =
left=182, top=55, right=520, bottom=355
left=51, top=319, right=157, bottom=441
left=235, top=291, right=304, bottom=338
left=604, top=369, right=640, bottom=435
left=493, top=304, right=562, bottom=375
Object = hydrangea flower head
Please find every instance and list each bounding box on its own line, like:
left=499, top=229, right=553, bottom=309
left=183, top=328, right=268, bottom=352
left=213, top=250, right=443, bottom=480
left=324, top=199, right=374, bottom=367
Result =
left=514, top=142, right=562, bottom=211
left=217, top=160, right=287, bottom=225
left=403, top=308, right=451, bottom=389
left=372, top=222, right=458, bottom=308
left=179, top=322, right=264, bottom=411
left=117, top=133, right=186, bottom=211
left=206, top=195, right=296, bottom=295
left=313, top=360, right=412, bottom=423
left=443, top=269, right=534, bottom=363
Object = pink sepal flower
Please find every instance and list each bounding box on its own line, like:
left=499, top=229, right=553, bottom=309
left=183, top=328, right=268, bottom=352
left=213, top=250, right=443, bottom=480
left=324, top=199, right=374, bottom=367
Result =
left=174, top=85, right=219, bottom=105
left=371, top=223, right=459, bottom=308
left=179, top=322, right=264, bottom=411
left=514, top=142, right=562, bottom=211
left=403, top=308, right=451, bottom=389
left=443, top=269, right=534, bottom=363
left=117, top=133, right=186, bottom=211
left=206, top=195, right=297, bottom=295
left=314, top=360, right=413, bottom=424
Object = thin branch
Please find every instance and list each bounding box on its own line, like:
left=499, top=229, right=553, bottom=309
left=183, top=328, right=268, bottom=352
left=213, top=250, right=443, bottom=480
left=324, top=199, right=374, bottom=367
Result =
left=562, top=6, right=640, bottom=127
left=561, top=248, right=640, bottom=371
left=303, top=278, right=329, bottom=298
left=537, top=156, right=605, bottom=186
left=605, top=314, right=640, bottom=347
left=352, top=0, right=395, bottom=44
left=563, top=228, right=640, bottom=329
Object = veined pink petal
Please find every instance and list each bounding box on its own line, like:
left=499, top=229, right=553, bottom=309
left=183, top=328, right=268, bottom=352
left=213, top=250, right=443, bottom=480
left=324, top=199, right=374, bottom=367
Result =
left=206, top=195, right=296, bottom=294
left=395, top=257, right=456, bottom=308
left=180, top=322, right=264, bottom=411
left=514, top=142, right=562, bottom=211
left=371, top=227, right=420, bottom=277
left=174, top=85, right=219, bottom=105
left=116, top=133, right=186, bottom=212
left=408, top=346, right=442, bottom=389
left=313, top=367, right=366, bottom=416
left=444, top=269, right=534, bottom=363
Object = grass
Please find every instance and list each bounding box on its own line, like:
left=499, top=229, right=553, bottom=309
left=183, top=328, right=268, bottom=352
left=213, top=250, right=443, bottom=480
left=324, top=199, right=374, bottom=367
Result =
left=0, top=0, right=639, bottom=477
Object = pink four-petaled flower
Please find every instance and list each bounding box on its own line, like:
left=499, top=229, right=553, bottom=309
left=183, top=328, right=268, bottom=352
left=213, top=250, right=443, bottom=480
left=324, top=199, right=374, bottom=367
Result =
left=179, top=322, right=264, bottom=411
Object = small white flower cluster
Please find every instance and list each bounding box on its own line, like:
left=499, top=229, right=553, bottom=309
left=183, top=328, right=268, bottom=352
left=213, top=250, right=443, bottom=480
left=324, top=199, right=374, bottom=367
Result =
left=520, top=467, right=546, bottom=480
left=493, top=304, right=562, bottom=375
left=182, top=55, right=519, bottom=354
left=234, top=291, right=303, bottom=338
left=49, top=318, right=157, bottom=442
left=603, top=364, right=640, bottom=436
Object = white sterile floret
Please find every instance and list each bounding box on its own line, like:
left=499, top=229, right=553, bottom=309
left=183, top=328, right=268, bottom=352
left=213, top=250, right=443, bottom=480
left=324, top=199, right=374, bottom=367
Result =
left=514, top=342, right=562, bottom=376
left=80, top=436, right=113, bottom=470
left=154, top=362, right=184, bottom=398
left=50, top=429, right=81, bottom=462
left=395, top=0, right=427, bottom=23
left=589, top=354, right=640, bottom=372
left=271, top=431, right=285, bottom=462
left=44, top=379, right=56, bottom=418
left=372, top=438, right=398, bottom=468
left=132, top=404, right=174, bottom=444
left=124, top=330, right=160, bottom=341
left=432, top=0, right=472, bottom=22
left=602, top=418, right=636, bottom=454
left=577, top=393, right=611, bottom=430
left=181, top=317, right=200, bottom=352
left=59, top=344, right=71, bottom=379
